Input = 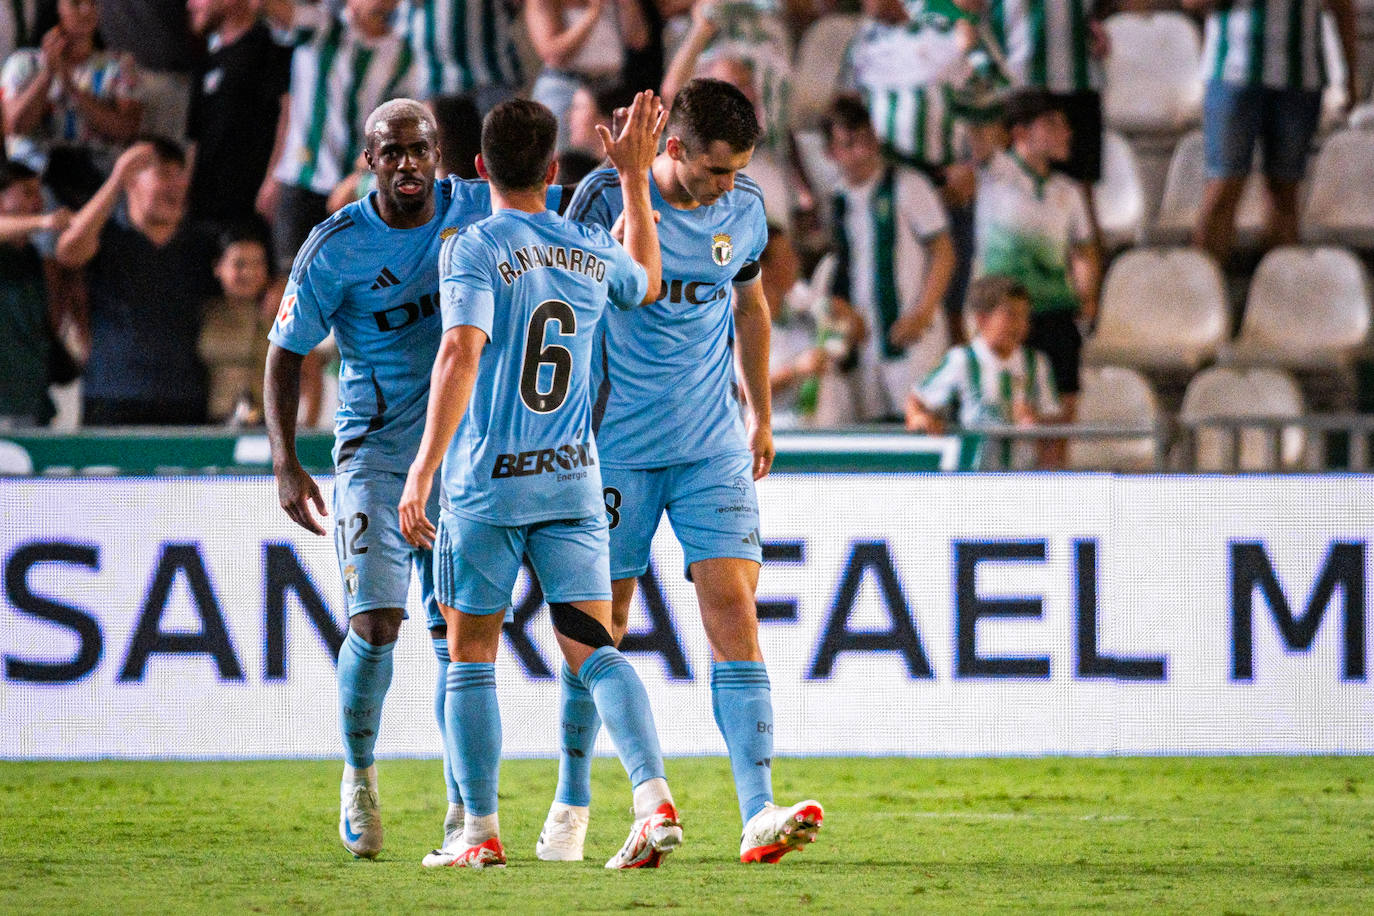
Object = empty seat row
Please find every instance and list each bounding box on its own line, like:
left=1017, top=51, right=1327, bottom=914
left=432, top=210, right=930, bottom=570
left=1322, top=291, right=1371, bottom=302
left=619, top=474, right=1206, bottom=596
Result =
left=1070, top=365, right=1309, bottom=471
left=1085, top=245, right=1372, bottom=376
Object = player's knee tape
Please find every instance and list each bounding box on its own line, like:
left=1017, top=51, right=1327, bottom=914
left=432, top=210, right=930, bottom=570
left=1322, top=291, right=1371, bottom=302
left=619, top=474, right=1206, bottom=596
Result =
left=549, top=602, right=613, bottom=649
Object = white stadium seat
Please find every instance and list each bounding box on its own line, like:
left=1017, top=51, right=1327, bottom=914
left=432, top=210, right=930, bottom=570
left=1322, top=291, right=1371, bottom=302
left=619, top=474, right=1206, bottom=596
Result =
left=1095, top=130, right=1146, bottom=249
left=1230, top=246, right=1372, bottom=372
left=1301, top=129, right=1374, bottom=249
left=1102, top=12, right=1204, bottom=134
left=1181, top=367, right=1307, bottom=471
left=1068, top=366, right=1162, bottom=471
left=790, top=14, right=861, bottom=128
left=1083, top=247, right=1229, bottom=372
left=1150, top=130, right=1271, bottom=246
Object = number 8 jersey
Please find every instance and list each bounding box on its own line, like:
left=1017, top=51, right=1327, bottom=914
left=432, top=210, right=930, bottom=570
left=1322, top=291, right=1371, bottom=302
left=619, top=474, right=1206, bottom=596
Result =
left=437, top=207, right=649, bottom=526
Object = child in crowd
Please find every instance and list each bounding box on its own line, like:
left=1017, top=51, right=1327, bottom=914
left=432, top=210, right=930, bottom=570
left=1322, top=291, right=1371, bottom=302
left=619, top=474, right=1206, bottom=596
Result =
left=197, top=228, right=273, bottom=424
left=905, top=274, right=1061, bottom=468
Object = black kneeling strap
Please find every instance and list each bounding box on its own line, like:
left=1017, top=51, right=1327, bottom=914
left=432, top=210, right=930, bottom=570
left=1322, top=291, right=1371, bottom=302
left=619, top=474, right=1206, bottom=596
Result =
left=549, top=602, right=613, bottom=649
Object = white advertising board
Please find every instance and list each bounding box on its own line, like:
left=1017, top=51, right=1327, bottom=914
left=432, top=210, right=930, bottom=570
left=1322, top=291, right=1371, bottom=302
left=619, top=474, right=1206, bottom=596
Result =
left=2, top=474, right=1371, bottom=759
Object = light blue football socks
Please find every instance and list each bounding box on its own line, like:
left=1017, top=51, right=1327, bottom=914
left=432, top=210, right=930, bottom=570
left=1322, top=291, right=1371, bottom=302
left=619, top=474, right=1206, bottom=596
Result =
left=445, top=661, right=501, bottom=816
left=337, top=628, right=395, bottom=769
left=577, top=646, right=665, bottom=789
left=432, top=638, right=461, bottom=806
left=711, top=660, right=774, bottom=824
left=554, top=661, right=601, bottom=807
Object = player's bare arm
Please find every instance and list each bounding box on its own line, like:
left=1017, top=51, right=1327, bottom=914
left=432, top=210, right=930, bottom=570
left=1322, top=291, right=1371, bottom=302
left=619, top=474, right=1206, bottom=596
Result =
left=264, top=343, right=328, bottom=535
left=399, top=325, right=488, bottom=549
left=598, top=89, right=667, bottom=304
left=732, top=277, right=775, bottom=480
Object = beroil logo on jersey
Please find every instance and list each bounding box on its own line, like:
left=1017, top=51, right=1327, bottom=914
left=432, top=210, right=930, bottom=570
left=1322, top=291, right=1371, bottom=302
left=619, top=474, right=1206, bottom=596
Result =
left=492, top=441, right=596, bottom=479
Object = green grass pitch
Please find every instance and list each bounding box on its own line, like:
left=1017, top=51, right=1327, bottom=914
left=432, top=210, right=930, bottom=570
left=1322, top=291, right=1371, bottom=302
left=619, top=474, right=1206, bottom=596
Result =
left=3, top=756, right=1373, bottom=913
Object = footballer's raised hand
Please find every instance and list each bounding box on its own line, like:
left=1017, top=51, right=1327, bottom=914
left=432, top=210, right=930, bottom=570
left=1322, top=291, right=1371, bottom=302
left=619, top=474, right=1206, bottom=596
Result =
left=399, top=467, right=437, bottom=550
left=598, top=89, right=666, bottom=178
left=276, top=461, right=328, bottom=536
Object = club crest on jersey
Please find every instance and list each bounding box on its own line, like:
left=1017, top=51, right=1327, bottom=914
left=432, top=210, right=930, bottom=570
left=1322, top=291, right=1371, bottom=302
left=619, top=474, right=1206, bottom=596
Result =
left=343, top=564, right=358, bottom=596
left=440, top=226, right=460, bottom=240
left=711, top=233, right=734, bottom=267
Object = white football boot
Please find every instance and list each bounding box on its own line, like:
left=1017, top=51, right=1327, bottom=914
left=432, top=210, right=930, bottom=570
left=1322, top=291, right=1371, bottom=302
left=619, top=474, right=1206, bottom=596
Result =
left=339, top=764, right=383, bottom=859
left=420, top=802, right=466, bottom=867
left=739, top=799, right=823, bottom=863
left=535, top=801, right=590, bottom=861
left=604, top=801, right=683, bottom=869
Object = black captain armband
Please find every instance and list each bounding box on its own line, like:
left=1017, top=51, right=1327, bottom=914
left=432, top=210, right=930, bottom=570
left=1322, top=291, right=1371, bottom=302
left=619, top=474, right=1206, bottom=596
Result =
left=732, top=261, right=761, bottom=285
left=549, top=602, right=614, bottom=649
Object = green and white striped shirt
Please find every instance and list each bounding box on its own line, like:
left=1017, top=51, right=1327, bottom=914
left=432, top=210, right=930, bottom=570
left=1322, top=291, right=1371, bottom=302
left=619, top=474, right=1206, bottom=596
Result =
left=986, top=0, right=1100, bottom=93
left=701, top=5, right=793, bottom=157
left=1202, top=0, right=1328, bottom=91
left=844, top=18, right=966, bottom=168
left=275, top=4, right=417, bottom=195
left=408, top=0, right=523, bottom=98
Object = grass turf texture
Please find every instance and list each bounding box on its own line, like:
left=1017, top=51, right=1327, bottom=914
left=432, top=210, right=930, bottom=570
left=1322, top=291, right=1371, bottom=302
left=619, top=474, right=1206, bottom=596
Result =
left=2, top=757, right=1373, bottom=913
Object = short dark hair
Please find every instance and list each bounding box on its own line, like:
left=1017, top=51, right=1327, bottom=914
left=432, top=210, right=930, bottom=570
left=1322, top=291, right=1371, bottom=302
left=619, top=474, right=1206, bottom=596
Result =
left=586, top=79, right=638, bottom=121
left=820, top=93, right=874, bottom=143
left=429, top=93, right=482, bottom=179
left=481, top=98, right=558, bottom=191
left=136, top=135, right=188, bottom=168
left=0, top=159, right=39, bottom=192
left=1002, top=88, right=1063, bottom=130
left=217, top=222, right=271, bottom=260
left=666, top=78, right=760, bottom=155
left=967, top=275, right=1030, bottom=316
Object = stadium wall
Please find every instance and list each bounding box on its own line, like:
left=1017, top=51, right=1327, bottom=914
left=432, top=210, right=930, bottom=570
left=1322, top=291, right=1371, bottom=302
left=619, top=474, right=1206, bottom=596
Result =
left=2, top=474, right=1371, bottom=759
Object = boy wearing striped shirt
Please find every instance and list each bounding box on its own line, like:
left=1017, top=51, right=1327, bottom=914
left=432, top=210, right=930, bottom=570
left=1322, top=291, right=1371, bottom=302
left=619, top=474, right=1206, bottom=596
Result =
left=905, top=274, right=1061, bottom=469
left=1189, top=0, right=1357, bottom=265
left=823, top=93, right=956, bottom=423
left=262, top=0, right=418, bottom=269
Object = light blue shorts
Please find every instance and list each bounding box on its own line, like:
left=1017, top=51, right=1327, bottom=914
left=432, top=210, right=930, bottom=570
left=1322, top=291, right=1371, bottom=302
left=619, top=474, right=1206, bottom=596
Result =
left=602, top=451, right=762, bottom=581
left=434, top=510, right=612, bottom=615
left=332, top=466, right=443, bottom=630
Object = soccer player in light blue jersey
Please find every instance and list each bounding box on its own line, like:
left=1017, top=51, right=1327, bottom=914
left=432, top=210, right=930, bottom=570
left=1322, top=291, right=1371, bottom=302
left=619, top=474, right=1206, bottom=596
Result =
left=540, top=78, right=823, bottom=865
left=398, top=93, right=681, bottom=870
left=264, top=98, right=568, bottom=862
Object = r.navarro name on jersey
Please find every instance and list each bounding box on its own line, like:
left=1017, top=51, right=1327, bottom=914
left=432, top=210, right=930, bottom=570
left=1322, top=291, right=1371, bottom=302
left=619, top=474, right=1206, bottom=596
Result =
left=492, top=441, right=596, bottom=479
left=497, top=245, right=607, bottom=286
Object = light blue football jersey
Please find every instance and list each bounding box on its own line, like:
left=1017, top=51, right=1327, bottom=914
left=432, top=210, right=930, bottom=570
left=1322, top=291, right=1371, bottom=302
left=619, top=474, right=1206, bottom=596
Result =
left=438, top=207, right=648, bottom=526
left=269, top=179, right=567, bottom=473
left=567, top=167, right=769, bottom=468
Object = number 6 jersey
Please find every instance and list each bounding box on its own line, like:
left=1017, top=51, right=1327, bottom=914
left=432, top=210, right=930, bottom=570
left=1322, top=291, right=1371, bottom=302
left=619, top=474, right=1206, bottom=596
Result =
left=437, top=206, right=648, bottom=526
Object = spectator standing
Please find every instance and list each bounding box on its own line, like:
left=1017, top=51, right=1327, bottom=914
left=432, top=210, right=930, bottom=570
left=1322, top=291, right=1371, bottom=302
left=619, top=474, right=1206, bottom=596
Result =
left=55, top=139, right=218, bottom=425
left=905, top=274, right=1061, bottom=469
left=406, top=0, right=525, bottom=113
left=525, top=0, right=649, bottom=149
left=96, top=0, right=199, bottom=140
left=661, top=0, right=797, bottom=226
left=2, top=0, right=142, bottom=206
left=0, top=160, right=72, bottom=427
left=185, top=0, right=291, bottom=233
left=262, top=0, right=417, bottom=269
left=1190, top=0, right=1358, bottom=265
left=973, top=89, right=1098, bottom=434
left=823, top=94, right=956, bottom=423
left=985, top=0, right=1112, bottom=193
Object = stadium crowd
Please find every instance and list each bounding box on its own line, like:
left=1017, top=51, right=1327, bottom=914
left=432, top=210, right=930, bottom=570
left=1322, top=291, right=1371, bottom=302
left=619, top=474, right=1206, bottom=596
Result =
left=0, top=0, right=1370, bottom=470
